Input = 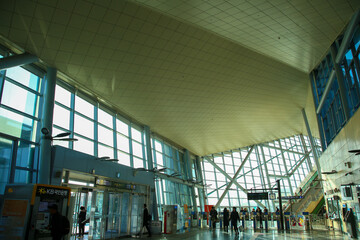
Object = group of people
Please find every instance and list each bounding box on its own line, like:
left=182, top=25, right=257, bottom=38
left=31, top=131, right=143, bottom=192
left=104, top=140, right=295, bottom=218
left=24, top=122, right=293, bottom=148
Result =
left=210, top=206, right=271, bottom=234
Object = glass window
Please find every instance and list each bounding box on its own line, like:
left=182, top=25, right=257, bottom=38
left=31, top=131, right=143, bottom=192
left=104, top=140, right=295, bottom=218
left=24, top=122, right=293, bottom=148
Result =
left=75, top=95, right=94, bottom=118
left=14, top=169, right=30, bottom=183
left=0, top=138, right=13, bottom=194
left=16, top=142, right=36, bottom=169
left=5, top=66, right=40, bottom=91
left=154, top=140, right=162, bottom=151
left=73, top=135, right=94, bottom=155
left=133, top=157, right=144, bottom=168
left=53, top=104, right=70, bottom=129
left=98, top=108, right=113, bottom=128
left=0, top=107, right=37, bottom=142
left=98, top=144, right=114, bottom=159
left=117, top=150, right=130, bottom=166
left=117, top=134, right=129, bottom=153
left=1, top=81, right=39, bottom=116
left=132, top=141, right=143, bottom=158
left=98, top=125, right=113, bottom=146
left=131, top=127, right=142, bottom=142
left=116, top=119, right=128, bottom=136
left=74, top=114, right=94, bottom=139
left=55, top=84, right=71, bottom=107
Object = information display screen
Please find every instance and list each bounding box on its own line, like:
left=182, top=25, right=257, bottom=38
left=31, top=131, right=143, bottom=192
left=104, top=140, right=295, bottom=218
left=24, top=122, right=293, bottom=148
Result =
left=247, top=192, right=268, bottom=200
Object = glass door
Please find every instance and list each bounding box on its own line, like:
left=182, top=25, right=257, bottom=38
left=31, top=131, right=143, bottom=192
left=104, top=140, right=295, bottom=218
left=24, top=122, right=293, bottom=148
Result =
left=106, top=192, right=122, bottom=238
left=70, top=190, right=92, bottom=239
left=130, top=194, right=145, bottom=234
left=120, top=192, right=130, bottom=236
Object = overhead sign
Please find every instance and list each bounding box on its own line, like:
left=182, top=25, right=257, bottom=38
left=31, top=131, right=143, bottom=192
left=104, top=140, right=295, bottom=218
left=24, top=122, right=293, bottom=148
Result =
left=95, top=178, right=136, bottom=190
left=281, top=196, right=303, bottom=200
left=247, top=192, right=268, bottom=200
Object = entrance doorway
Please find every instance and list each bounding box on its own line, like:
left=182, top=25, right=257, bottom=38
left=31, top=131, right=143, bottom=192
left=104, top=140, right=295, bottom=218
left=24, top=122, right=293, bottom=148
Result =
left=63, top=171, right=149, bottom=239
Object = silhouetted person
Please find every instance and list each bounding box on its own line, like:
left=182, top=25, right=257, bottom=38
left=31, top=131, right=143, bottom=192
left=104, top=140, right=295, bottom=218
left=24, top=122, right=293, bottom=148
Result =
left=78, top=206, right=87, bottom=238
left=48, top=204, right=67, bottom=240
left=210, top=206, right=218, bottom=230
left=256, top=207, right=263, bottom=228
left=141, top=204, right=151, bottom=237
left=230, top=207, right=240, bottom=234
left=223, top=208, right=229, bottom=232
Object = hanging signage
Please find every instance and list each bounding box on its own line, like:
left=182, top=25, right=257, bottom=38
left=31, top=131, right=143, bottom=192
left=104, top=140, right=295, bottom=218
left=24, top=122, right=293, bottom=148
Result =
left=247, top=192, right=268, bottom=200
left=95, top=178, right=136, bottom=190
left=281, top=196, right=303, bottom=200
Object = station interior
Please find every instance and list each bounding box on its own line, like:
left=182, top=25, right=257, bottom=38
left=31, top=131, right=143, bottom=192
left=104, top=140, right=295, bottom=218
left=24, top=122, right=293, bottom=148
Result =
left=0, top=0, right=360, bottom=239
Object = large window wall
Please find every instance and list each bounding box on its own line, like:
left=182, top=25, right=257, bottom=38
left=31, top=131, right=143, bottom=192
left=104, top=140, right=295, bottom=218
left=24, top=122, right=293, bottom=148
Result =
left=151, top=136, right=200, bottom=220
left=311, top=20, right=360, bottom=149
left=202, top=135, right=321, bottom=212
left=53, top=80, right=147, bottom=168
left=0, top=49, right=44, bottom=193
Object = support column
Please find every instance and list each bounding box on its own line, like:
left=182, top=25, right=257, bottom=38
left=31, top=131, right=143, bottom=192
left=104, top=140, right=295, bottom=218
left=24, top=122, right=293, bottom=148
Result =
left=185, top=149, right=198, bottom=212
left=195, top=156, right=205, bottom=212
left=277, top=180, right=284, bottom=230
left=144, top=126, right=153, bottom=170
left=330, top=44, right=351, bottom=120
left=301, top=109, right=321, bottom=173
left=300, top=134, right=313, bottom=171
left=144, top=126, right=158, bottom=220
left=0, top=53, right=38, bottom=70
left=38, top=67, right=57, bottom=184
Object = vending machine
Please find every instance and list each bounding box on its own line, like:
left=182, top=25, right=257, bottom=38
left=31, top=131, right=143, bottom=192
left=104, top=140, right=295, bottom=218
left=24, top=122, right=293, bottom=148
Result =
left=0, top=184, right=71, bottom=240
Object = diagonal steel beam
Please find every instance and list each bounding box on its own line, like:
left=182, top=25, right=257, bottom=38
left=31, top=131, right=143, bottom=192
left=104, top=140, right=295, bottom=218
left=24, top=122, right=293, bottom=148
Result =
left=204, top=146, right=265, bottom=208
left=288, top=151, right=311, bottom=176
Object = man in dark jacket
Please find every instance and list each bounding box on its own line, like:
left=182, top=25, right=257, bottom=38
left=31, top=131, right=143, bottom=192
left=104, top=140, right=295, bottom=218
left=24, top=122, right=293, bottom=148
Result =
left=223, top=208, right=229, bottom=232
left=48, top=204, right=64, bottom=240
left=209, top=207, right=218, bottom=230
left=230, top=207, right=240, bottom=234
left=78, top=206, right=87, bottom=238
left=142, top=204, right=151, bottom=237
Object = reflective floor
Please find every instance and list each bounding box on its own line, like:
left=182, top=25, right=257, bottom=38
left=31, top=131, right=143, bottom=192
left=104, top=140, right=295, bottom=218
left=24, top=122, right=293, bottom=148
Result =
left=125, top=229, right=348, bottom=239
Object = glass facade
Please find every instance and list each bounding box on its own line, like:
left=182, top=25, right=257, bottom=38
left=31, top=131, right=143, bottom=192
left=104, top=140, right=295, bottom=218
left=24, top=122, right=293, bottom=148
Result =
left=202, top=135, right=321, bottom=211
left=311, top=24, right=360, bottom=149
left=0, top=50, right=43, bottom=193
left=151, top=136, right=201, bottom=220
left=53, top=80, right=147, bottom=168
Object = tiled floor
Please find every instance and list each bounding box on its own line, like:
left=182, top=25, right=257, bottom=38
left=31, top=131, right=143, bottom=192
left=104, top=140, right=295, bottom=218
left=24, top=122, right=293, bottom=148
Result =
left=125, top=229, right=348, bottom=239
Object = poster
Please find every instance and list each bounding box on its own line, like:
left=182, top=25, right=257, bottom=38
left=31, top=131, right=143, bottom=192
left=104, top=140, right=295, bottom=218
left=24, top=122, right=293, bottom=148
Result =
left=0, top=199, right=29, bottom=240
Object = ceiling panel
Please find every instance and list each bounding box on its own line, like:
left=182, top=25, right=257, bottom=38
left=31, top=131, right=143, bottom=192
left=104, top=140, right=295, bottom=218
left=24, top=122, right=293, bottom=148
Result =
left=133, top=0, right=360, bottom=72
left=0, top=0, right=333, bottom=155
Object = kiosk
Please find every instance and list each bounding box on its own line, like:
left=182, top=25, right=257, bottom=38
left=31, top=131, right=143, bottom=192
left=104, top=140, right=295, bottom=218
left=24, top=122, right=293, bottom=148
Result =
left=0, top=184, right=71, bottom=240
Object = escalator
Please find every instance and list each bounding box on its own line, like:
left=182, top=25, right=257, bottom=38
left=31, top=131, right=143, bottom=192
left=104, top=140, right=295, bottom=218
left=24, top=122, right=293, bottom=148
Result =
left=284, top=170, right=324, bottom=215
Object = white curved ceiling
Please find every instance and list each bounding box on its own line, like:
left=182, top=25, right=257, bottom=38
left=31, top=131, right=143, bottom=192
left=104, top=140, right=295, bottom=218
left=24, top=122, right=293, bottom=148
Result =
left=0, top=0, right=358, bottom=155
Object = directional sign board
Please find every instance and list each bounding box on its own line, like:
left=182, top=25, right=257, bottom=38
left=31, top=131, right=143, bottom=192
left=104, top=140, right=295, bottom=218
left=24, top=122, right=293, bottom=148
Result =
left=247, top=192, right=268, bottom=200
left=281, top=196, right=303, bottom=200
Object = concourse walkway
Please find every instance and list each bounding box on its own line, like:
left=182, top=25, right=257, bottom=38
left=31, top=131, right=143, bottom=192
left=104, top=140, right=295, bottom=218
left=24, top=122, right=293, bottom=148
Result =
left=124, top=229, right=347, bottom=240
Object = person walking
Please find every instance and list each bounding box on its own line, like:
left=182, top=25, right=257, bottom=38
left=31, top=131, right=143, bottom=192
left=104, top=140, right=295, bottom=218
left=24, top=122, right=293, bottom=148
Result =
left=223, top=208, right=229, bottom=232
left=140, top=204, right=151, bottom=237
left=230, top=207, right=240, bottom=234
left=210, top=206, right=218, bottom=230
left=78, top=206, right=87, bottom=238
